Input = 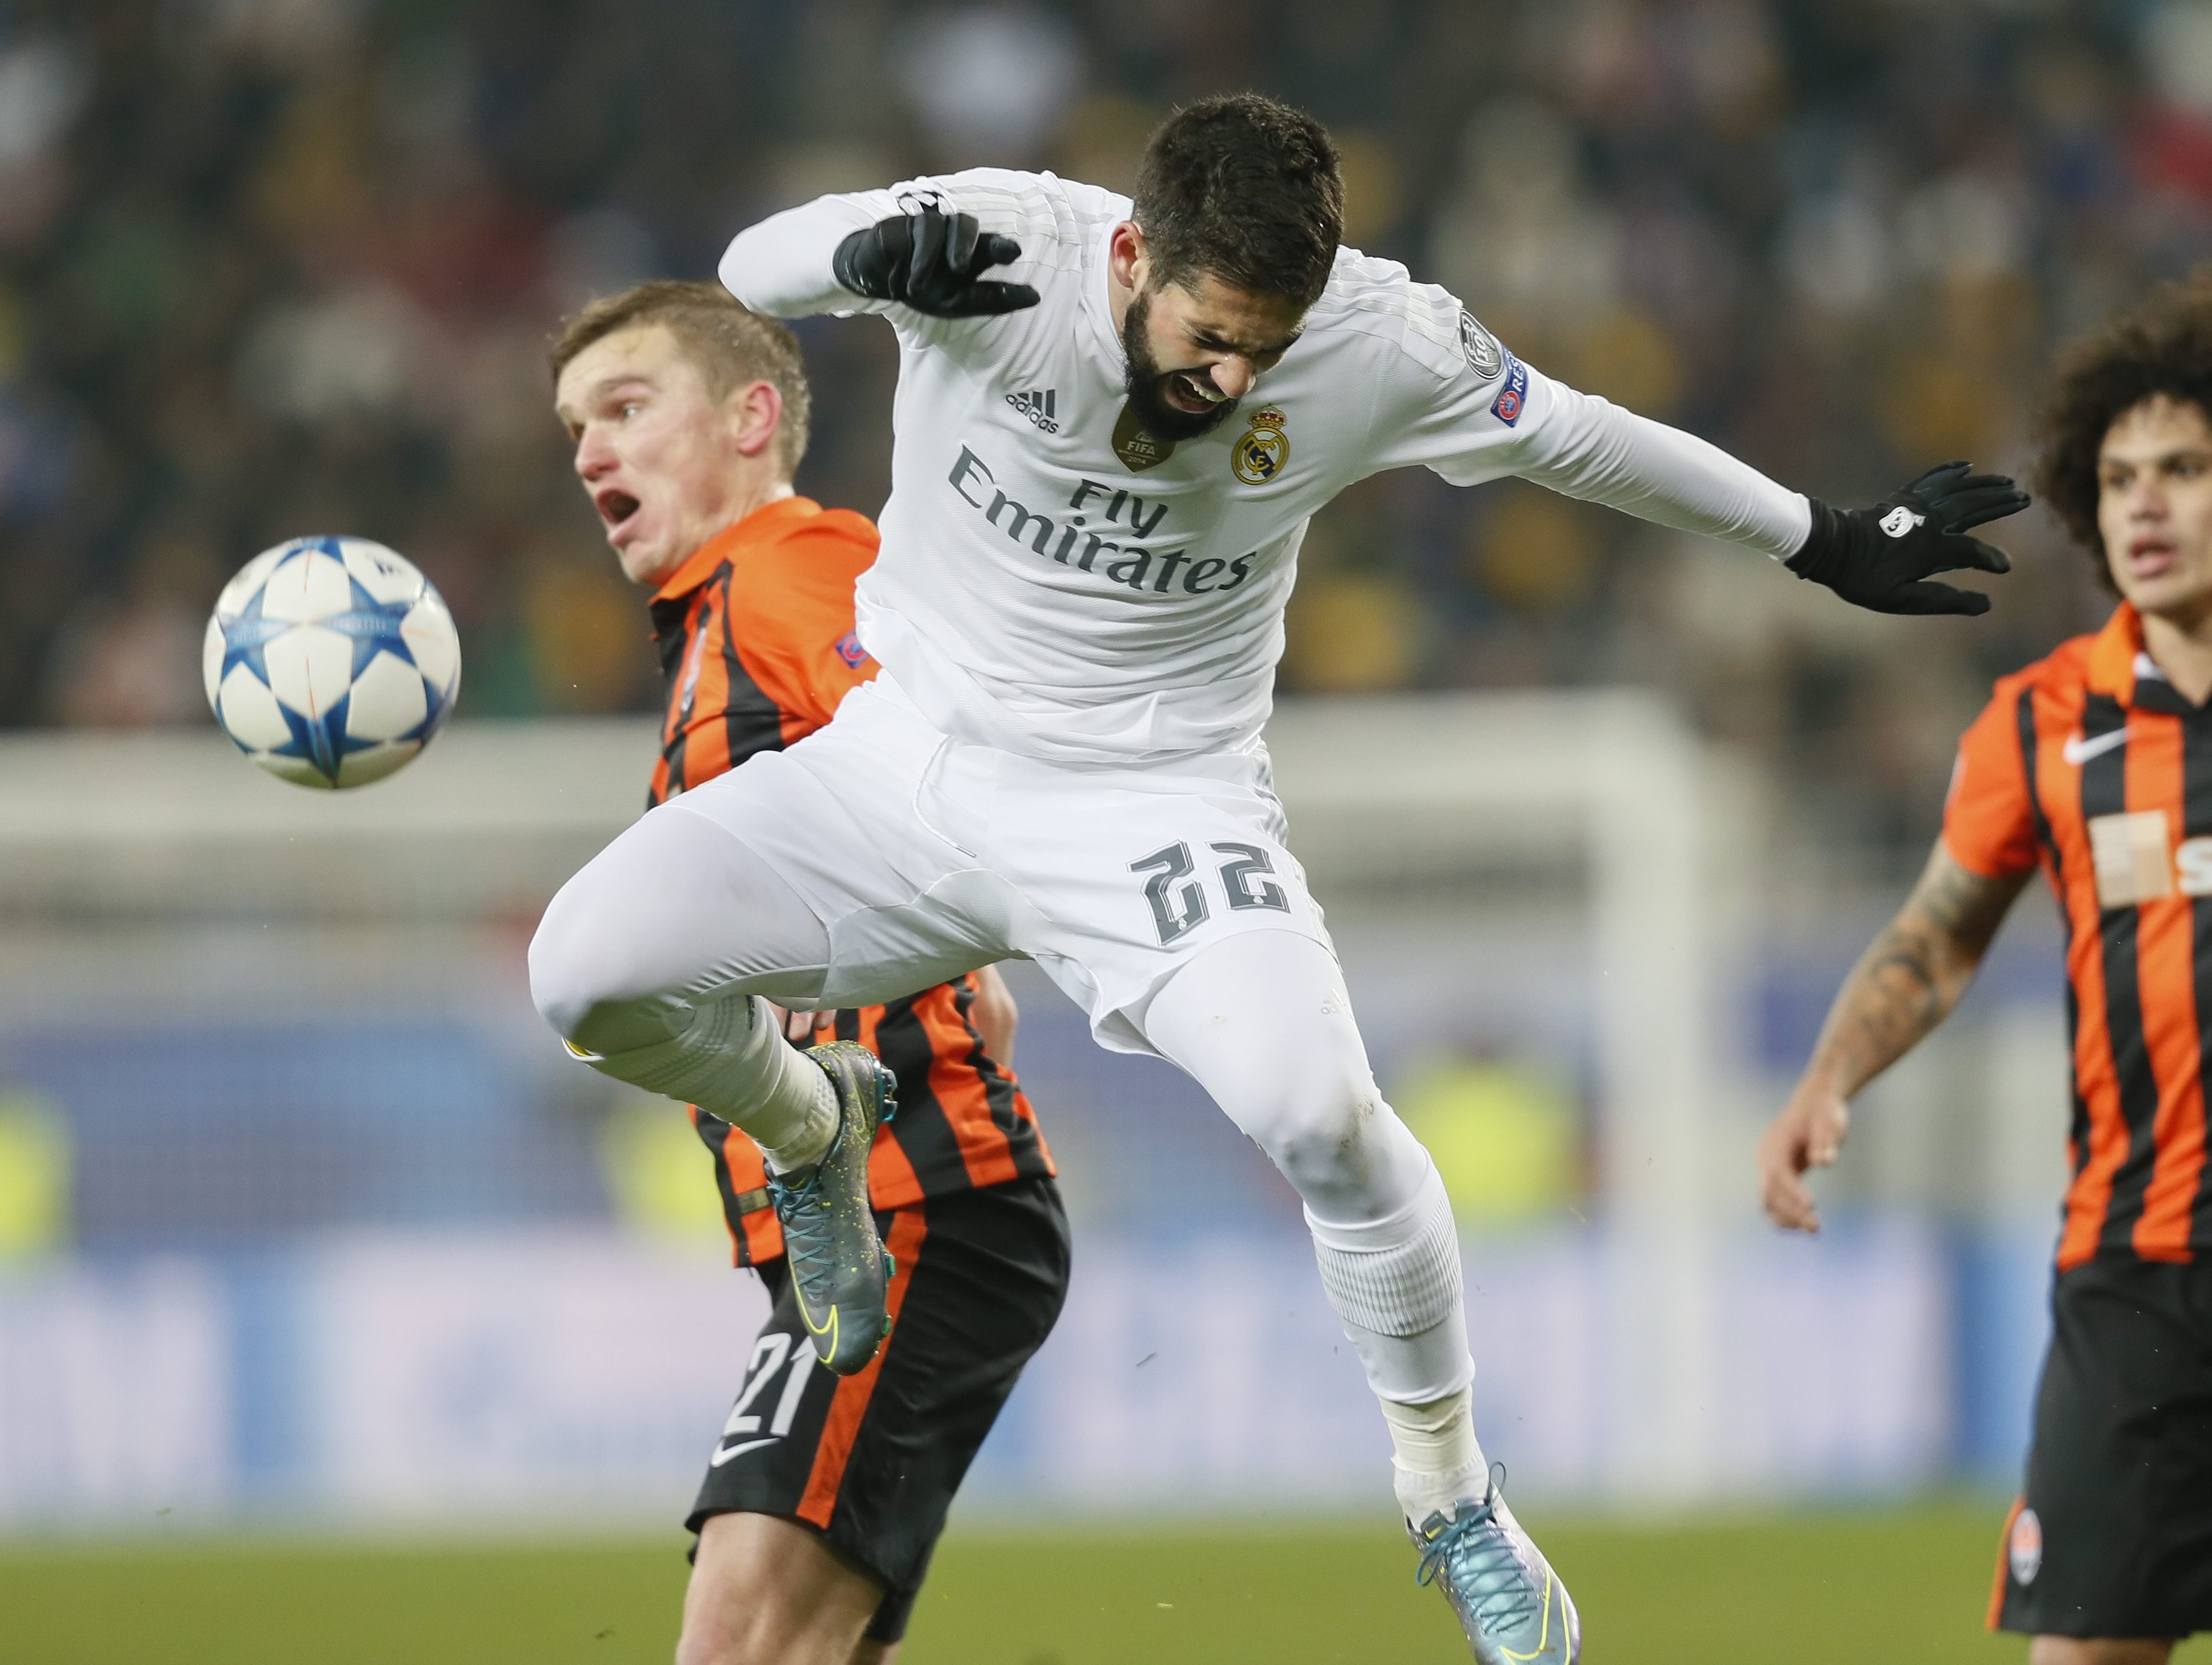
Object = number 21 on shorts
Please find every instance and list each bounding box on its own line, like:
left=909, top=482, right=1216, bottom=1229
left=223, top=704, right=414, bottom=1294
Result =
left=1130, top=840, right=1290, bottom=944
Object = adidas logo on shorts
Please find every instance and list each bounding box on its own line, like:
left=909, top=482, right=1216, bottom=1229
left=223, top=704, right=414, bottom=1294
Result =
left=1006, top=388, right=1060, bottom=433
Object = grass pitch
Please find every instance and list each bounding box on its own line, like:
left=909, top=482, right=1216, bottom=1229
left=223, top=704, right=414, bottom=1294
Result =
left=4, top=1500, right=2206, bottom=1663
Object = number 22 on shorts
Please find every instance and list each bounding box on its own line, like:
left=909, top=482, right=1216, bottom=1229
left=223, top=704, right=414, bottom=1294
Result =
left=1129, top=840, right=1290, bottom=945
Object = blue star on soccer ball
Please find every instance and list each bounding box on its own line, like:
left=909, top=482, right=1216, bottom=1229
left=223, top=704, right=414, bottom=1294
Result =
left=271, top=685, right=353, bottom=782
left=321, top=574, right=423, bottom=681
left=219, top=547, right=421, bottom=684
left=214, top=582, right=293, bottom=690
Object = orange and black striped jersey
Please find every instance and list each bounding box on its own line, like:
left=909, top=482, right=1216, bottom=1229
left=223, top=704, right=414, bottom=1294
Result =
left=645, top=496, right=1054, bottom=1266
left=1947, top=603, right=2211, bottom=1269
left=646, top=495, right=881, bottom=802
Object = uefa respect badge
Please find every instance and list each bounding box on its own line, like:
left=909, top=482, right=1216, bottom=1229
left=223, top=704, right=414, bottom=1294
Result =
left=1490, top=357, right=1529, bottom=427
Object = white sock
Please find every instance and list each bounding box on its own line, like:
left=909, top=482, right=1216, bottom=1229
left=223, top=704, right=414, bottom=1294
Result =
left=571, top=989, right=838, bottom=1172
left=750, top=1043, right=838, bottom=1173
left=1382, top=1387, right=1487, bottom=1520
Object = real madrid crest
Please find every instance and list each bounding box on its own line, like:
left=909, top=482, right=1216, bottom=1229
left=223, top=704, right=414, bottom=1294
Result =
left=1232, top=406, right=1289, bottom=487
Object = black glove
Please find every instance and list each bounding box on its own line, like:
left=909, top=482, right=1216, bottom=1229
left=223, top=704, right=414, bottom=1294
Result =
left=1786, top=461, right=2029, bottom=616
left=831, top=208, right=1039, bottom=318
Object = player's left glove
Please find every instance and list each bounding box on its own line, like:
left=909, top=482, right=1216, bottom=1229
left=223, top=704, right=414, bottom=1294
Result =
left=1786, top=461, right=2029, bottom=616
left=831, top=207, right=1039, bottom=318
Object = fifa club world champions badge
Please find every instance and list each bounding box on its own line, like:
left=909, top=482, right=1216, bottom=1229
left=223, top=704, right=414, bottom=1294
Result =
left=1112, top=400, right=1175, bottom=472
left=1232, top=406, right=1289, bottom=486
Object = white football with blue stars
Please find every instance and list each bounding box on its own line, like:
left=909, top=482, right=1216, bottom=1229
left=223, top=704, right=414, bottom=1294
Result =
left=203, top=536, right=461, bottom=789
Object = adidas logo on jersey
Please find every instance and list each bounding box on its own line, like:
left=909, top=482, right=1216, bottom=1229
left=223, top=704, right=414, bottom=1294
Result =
left=1006, top=389, right=1060, bottom=433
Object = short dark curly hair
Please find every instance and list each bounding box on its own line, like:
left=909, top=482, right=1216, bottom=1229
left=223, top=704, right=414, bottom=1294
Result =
left=1132, top=93, right=1343, bottom=308
left=2037, top=272, right=2212, bottom=593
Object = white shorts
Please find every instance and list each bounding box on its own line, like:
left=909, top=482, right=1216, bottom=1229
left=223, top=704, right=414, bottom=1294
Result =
left=669, top=675, right=1336, bottom=1057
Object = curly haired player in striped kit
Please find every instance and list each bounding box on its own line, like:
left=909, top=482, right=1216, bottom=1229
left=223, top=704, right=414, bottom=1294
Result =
left=1761, top=276, right=2212, bottom=1664
left=551, top=281, right=1067, bottom=1665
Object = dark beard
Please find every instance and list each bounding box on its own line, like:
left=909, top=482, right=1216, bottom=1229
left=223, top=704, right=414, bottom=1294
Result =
left=1121, top=289, right=1243, bottom=441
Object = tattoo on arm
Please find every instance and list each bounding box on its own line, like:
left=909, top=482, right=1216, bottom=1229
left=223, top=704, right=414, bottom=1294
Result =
left=1809, top=842, right=2028, bottom=1101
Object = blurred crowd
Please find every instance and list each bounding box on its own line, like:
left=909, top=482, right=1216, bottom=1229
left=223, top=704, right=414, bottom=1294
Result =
left=5, top=0, right=2208, bottom=865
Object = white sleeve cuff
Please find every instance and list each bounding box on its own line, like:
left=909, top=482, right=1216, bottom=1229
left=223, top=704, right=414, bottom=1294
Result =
left=718, top=194, right=890, bottom=320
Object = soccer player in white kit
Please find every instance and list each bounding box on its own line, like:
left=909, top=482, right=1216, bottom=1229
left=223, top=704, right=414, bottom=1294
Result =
left=530, top=96, right=2027, bottom=1663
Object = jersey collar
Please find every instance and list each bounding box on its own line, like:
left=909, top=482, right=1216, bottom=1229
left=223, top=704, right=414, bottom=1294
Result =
left=2087, top=601, right=2209, bottom=716
left=651, top=495, right=821, bottom=603
left=2086, top=603, right=2141, bottom=704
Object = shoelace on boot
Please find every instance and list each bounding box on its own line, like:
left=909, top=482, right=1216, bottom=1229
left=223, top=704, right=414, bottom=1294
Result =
left=1414, top=1466, right=1543, bottom=1629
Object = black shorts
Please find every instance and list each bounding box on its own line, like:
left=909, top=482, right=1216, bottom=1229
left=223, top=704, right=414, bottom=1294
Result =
left=1993, top=1254, right=2212, bottom=1638
left=687, top=1175, right=1069, bottom=1644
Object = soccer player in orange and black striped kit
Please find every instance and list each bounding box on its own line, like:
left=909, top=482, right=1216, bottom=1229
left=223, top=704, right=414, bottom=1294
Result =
left=1761, top=277, right=2212, bottom=1664
left=551, top=281, right=1066, bottom=1665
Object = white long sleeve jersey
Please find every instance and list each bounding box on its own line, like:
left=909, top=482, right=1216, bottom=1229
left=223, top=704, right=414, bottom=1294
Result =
left=721, top=169, right=1810, bottom=768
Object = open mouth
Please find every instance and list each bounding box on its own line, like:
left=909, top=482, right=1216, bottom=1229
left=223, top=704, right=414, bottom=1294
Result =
left=1163, top=371, right=1224, bottom=413
left=594, top=487, right=642, bottom=535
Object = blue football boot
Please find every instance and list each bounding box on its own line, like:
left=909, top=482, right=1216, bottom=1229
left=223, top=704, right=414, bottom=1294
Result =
left=1411, top=1467, right=1580, bottom=1663
left=767, top=1040, right=898, bottom=1376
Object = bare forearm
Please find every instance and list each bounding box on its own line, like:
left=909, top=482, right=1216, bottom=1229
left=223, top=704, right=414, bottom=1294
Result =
left=1802, top=843, right=2025, bottom=1101
left=1806, top=924, right=1972, bottom=1099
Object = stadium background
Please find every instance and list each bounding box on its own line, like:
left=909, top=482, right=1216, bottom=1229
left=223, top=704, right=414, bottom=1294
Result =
left=4, top=0, right=2210, bottom=1659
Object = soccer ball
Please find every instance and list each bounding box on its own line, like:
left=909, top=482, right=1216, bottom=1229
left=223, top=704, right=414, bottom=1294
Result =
left=203, top=536, right=461, bottom=789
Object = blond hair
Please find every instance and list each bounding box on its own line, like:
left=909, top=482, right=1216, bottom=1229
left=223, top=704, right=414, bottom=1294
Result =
left=550, top=280, right=811, bottom=475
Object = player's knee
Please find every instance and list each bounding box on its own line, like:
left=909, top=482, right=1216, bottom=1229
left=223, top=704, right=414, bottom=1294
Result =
left=675, top=1615, right=858, bottom=1665
left=530, top=813, right=735, bottom=1045
left=680, top=1513, right=879, bottom=1665
left=533, top=807, right=833, bottom=1049
left=676, top=1621, right=894, bottom=1665
left=527, top=856, right=695, bottom=1052
left=527, top=872, right=629, bottom=1045
left=670, top=1612, right=723, bottom=1665
left=1251, top=1065, right=1403, bottom=1202
left=675, top=1532, right=781, bottom=1665
left=672, top=1614, right=770, bottom=1665
left=672, top=1610, right=767, bottom=1665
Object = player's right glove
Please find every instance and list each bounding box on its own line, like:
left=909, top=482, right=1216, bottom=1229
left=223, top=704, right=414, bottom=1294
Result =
left=1786, top=461, right=2029, bottom=616
left=831, top=207, right=1039, bottom=318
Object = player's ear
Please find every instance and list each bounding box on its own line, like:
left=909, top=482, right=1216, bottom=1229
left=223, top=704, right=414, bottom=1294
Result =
left=1109, top=221, right=1148, bottom=293
left=729, top=379, right=783, bottom=462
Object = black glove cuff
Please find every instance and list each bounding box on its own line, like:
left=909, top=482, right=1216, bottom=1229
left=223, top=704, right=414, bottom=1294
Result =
left=832, top=222, right=906, bottom=302
left=830, top=228, right=870, bottom=297
left=1785, top=497, right=1849, bottom=584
